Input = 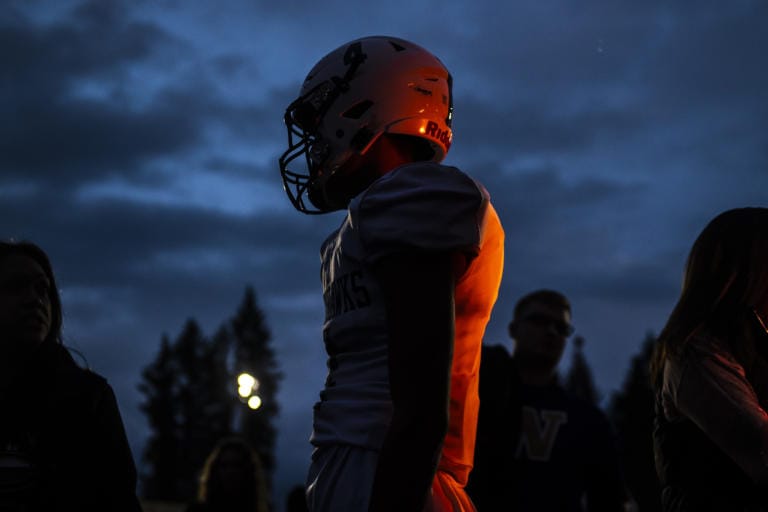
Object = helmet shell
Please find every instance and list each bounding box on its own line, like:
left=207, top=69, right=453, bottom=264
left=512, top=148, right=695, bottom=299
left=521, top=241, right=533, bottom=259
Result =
left=302, top=35, right=453, bottom=173
left=279, top=36, right=454, bottom=213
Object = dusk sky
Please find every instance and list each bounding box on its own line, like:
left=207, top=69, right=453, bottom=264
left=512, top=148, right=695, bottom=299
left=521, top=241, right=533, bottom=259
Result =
left=2, top=0, right=766, bottom=504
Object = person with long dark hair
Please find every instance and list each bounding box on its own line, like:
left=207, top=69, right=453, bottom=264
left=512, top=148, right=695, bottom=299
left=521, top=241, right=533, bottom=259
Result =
left=650, top=207, right=768, bottom=511
left=187, top=436, right=269, bottom=512
left=0, top=240, right=142, bottom=510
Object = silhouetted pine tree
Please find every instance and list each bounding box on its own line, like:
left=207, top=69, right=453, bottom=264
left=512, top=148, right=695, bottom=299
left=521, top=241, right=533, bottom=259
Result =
left=173, top=319, right=225, bottom=499
left=139, top=287, right=280, bottom=501
left=231, top=286, right=283, bottom=487
left=608, top=332, right=661, bottom=512
left=203, top=325, right=236, bottom=439
left=138, top=335, right=183, bottom=500
left=564, top=336, right=600, bottom=405
left=139, top=320, right=236, bottom=500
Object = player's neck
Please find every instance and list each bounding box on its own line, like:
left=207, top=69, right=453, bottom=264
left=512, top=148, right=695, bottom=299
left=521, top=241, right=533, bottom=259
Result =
left=362, top=134, right=418, bottom=178
left=513, top=354, right=559, bottom=386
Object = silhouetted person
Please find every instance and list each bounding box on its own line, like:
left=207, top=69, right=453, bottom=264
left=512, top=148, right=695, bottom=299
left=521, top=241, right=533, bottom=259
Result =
left=650, top=207, right=768, bottom=511
left=285, top=485, right=308, bottom=512
left=0, top=240, right=142, bottom=511
left=278, top=36, right=504, bottom=511
left=467, top=289, right=627, bottom=511
left=186, top=436, right=269, bottom=512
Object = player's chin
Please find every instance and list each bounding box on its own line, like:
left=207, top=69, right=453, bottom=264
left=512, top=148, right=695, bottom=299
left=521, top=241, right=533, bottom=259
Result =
left=308, top=181, right=347, bottom=212
left=311, top=173, right=365, bottom=212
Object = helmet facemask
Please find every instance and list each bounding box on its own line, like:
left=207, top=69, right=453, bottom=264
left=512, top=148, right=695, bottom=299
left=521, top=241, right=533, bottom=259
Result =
left=279, top=82, right=338, bottom=214
left=279, top=44, right=368, bottom=214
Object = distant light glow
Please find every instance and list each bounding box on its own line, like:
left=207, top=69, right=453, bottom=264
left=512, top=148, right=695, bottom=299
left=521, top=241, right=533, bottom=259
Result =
left=247, top=395, right=262, bottom=410
left=237, top=373, right=256, bottom=388
left=237, top=372, right=260, bottom=399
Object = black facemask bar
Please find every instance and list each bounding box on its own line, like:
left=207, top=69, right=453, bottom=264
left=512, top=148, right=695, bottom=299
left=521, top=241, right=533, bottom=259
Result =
left=279, top=43, right=367, bottom=214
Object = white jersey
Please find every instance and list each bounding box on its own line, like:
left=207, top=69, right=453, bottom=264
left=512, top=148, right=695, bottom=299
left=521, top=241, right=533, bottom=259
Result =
left=311, top=161, right=504, bottom=481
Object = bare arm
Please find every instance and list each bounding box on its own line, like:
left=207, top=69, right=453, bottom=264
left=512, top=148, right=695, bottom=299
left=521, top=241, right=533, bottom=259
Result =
left=368, top=250, right=456, bottom=512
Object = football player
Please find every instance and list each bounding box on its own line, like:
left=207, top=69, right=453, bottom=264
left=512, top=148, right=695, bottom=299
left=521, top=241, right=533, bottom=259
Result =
left=279, top=35, right=505, bottom=512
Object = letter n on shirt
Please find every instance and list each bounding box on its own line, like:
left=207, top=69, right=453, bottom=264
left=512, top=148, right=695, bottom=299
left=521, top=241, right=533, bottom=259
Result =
left=515, top=407, right=568, bottom=461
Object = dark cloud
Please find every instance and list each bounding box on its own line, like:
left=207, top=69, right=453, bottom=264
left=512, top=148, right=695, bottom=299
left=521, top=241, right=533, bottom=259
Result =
left=0, top=93, right=206, bottom=183
left=454, top=98, right=644, bottom=158
left=211, top=86, right=295, bottom=148
left=0, top=190, right=336, bottom=286
left=555, top=258, right=683, bottom=305
left=640, top=1, right=768, bottom=110
left=1, top=2, right=199, bottom=183
left=1, top=0, right=288, bottom=189
left=203, top=157, right=266, bottom=178
left=446, top=0, right=768, bottom=169
left=471, top=162, right=647, bottom=229
left=210, top=54, right=253, bottom=79
left=2, top=1, right=166, bottom=84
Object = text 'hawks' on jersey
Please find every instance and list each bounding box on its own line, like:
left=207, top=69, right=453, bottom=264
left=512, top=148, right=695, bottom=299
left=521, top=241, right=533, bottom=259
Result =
left=322, top=271, right=371, bottom=322
left=312, top=161, right=504, bottom=486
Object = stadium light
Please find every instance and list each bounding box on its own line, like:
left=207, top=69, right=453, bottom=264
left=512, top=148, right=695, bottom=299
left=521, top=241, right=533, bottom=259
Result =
left=247, top=395, right=262, bottom=410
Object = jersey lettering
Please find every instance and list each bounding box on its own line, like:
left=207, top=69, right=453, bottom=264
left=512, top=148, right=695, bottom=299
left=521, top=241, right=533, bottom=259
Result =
left=350, top=271, right=371, bottom=307
left=323, top=270, right=371, bottom=320
left=515, top=407, right=568, bottom=461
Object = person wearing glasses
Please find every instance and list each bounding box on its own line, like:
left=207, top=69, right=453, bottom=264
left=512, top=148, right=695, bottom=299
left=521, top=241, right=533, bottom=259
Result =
left=467, top=289, right=628, bottom=511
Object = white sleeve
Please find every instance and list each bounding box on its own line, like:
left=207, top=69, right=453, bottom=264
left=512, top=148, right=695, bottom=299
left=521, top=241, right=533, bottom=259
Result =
left=671, top=336, right=768, bottom=486
left=351, top=162, right=488, bottom=264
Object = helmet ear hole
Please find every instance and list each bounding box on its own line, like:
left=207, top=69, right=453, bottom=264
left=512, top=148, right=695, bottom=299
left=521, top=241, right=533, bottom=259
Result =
left=292, top=102, right=318, bottom=130
left=413, top=138, right=436, bottom=161
left=350, top=127, right=375, bottom=151
left=342, top=100, right=373, bottom=120
left=388, top=134, right=435, bottom=161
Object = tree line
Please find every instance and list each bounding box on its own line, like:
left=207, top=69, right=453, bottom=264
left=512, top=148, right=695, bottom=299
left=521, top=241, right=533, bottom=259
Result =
left=139, top=286, right=661, bottom=510
left=139, top=286, right=282, bottom=503
left=564, top=332, right=661, bottom=511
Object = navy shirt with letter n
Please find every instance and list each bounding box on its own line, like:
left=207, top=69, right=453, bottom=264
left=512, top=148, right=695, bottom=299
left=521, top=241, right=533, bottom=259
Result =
left=468, top=344, right=626, bottom=511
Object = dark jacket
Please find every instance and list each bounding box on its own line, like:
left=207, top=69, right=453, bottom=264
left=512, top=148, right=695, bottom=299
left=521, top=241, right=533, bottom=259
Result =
left=0, top=342, right=142, bottom=511
left=467, top=344, right=627, bottom=511
left=654, top=396, right=766, bottom=512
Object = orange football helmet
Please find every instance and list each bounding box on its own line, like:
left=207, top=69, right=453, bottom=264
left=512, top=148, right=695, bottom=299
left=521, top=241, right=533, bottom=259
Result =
left=279, top=35, right=454, bottom=213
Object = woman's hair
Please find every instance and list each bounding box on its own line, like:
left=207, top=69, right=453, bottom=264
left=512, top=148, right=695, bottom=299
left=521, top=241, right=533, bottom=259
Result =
left=197, top=436, right=269, bottom=512
left=650, top=207, right=768, bottom=387
left=0, top=240, right=63, bottom=345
